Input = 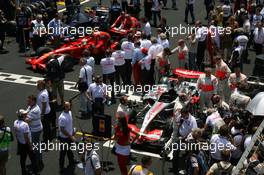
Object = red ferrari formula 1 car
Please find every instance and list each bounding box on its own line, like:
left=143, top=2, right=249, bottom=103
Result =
left=26, top=31, right=112, bottom=70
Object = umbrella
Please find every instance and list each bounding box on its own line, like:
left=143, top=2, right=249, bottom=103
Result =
left=246, top=92, right=264, bottom=116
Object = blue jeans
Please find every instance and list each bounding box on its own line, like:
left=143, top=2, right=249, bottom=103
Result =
left=152, top=11, right=161, bottom=27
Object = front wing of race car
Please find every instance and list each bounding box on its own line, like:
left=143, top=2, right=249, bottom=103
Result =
left=128, top=124, right=169, bottom=153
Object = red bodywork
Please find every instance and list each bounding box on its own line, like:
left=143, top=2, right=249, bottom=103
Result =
left=26, top=31, right=111, bottom=70
left=109, top=17, right=140, bottom=38
left=173, top=68, right=205, bottom=79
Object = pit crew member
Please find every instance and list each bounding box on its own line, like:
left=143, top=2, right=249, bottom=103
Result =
left=197, top=66, right=218, bottom=109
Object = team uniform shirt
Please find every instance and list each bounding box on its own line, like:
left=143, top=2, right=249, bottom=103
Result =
left=210, top=134, right=236, bottom=160
left=196, top=26, right=208, bottom=42
left=84, top=150, right=101, bottom=175
left=100, top=57, right=116, bottom=74
left=222, top=5, right=232, bottom=17
left=128, top=165, right=154, bottom=175
left=14, top=120, right=31, bottom=144
left=244, top=135, right=252, bottom=150
left=37, top=89, right=51, bottom=115
left=121, top=41, right=135, bottom=60
left=253, top=27, right=264, bottom=44
left=58, top=111, right=73, bottom=138
left=140, top=39, right=152, bottom=49
left=86, top=56, right=95, bottom=72
left=197, top=75, right=218, bottom=94
left=172, top=113, right=198, bottom=139
left=112, top=50, right=126, bottom=66
left=215, top=60, right=231, bottom=80
left=79, top=65, right=93, bottom=86
left=235, top=35, right=249, bottom=50
left=88, top=83, right=107, bottom=101
left=148, top=43, right=164, bottom=60
left=26, top=105, right=42, bottom=132
left=206, top=111, right=225, bottom=134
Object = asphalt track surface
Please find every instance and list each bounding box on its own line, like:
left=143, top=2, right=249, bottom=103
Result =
left=0, top=0, right=257, bottom=175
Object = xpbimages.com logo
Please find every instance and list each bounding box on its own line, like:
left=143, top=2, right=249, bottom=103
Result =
left=32, top=140, right=100, bottom=153
left=164, top=24, right=232, bottom=38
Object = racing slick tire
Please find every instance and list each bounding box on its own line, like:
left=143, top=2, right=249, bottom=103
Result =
left=36, top=47, right=53, bottom=57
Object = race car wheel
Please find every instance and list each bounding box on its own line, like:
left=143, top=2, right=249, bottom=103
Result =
left=36, top=47, right=53, bottom=57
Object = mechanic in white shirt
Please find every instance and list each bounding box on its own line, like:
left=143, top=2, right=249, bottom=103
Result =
left=14, top=109, right=38, bottom=175
left=148, top=37, right=164, bottom=85
left=82, top=49, right=95, bottom=73
left=121, top=34, right=135, bottom=85
left=112, top=44, right=126, bottom=87
left=78, top=58, right=93, bottom=117
left=36, top=80, right=51, bottom=144
left=58, top=102, right=75, bottom=171
left=25, top=95, right=43, bottom=169
left=143, top=18, right=152, bottom=37
left=47, top=13, right=63, bottom=47
left=100, top=49, right=116, bottom=103
left=158, top=33, right=170, bottom=48
left=210, top=125, right=236, bottom=165
left=253, top=21, right=264, bottom=55
left=140, top=33, right=152, bottom=49
left=87, top=75, right=108, bottom=115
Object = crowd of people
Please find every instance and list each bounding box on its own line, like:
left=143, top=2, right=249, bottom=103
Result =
left=0, top=0, right=264, bottom=175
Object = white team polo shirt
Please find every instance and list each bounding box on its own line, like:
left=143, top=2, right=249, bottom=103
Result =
left=112, top=50, right=126, bottom=66
left=14, top=120, right=31, bottom=144
left=121, top=41, right=135, bottom=59
left=148, top=43, right=164, bottom=60
left=58, top=111, right=73, bottom=138
left=37, top=89, right=51, bottom=115
left=100, top=57, right=116, bottom=74
left=84, top=150, right=101, bottom=175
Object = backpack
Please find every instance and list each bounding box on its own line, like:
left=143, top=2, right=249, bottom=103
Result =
left=196, top=151, right=209, bottom=175
left=46, top=58, right=65, bottom=82
left=216, top=162, right=234, bottom=175
left=186, top=151, right=209, bottom=175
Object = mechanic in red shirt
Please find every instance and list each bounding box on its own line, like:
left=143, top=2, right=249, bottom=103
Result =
left=111, top=13, right=138, bottom=31
left=112, top=112, right=131, bottom=175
